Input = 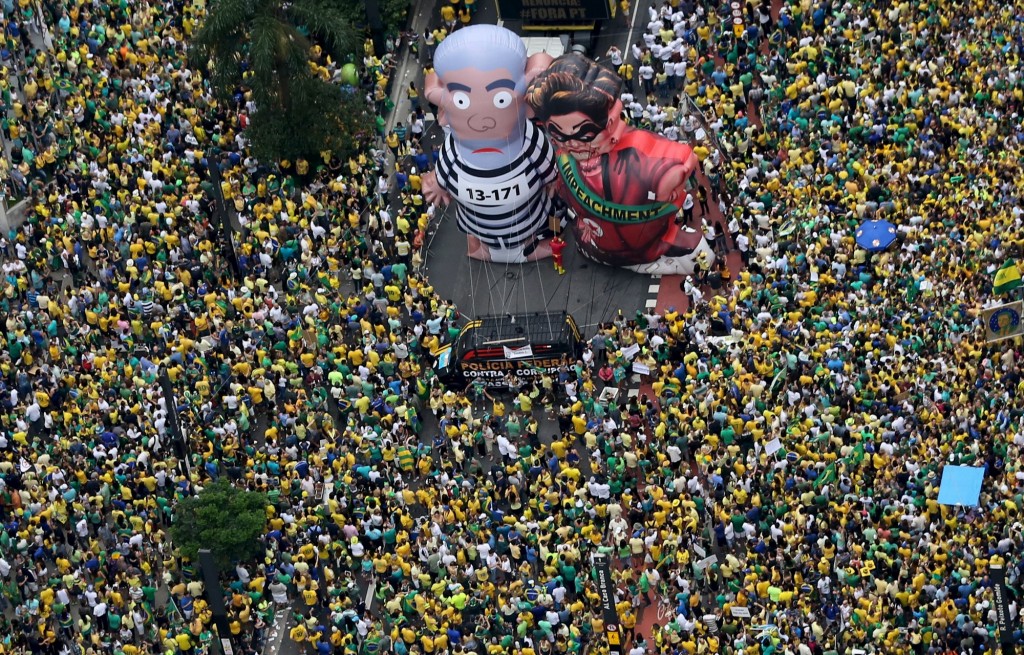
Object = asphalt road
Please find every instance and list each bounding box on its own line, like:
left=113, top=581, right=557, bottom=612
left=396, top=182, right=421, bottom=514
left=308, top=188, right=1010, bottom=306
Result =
left=423, top=222, right=657, bottom=331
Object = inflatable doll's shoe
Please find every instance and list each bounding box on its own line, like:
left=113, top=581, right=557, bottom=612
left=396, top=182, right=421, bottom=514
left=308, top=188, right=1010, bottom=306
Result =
left=659, top=223, right=707, bottom=257
left=626, top=238, right=715, bottom=276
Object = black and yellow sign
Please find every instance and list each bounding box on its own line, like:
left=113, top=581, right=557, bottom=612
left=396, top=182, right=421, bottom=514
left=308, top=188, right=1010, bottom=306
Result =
left=607, top=627, right=621, bottom=646
left=460, top=355, right=569, bottom=384
left=991, top=564, right=1017, bottom=644
left=498, top=0, right=610, bottom=24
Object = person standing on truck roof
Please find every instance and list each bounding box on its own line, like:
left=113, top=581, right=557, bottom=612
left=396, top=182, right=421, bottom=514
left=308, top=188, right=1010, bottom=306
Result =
left=504, top=371, right=523, bottom=392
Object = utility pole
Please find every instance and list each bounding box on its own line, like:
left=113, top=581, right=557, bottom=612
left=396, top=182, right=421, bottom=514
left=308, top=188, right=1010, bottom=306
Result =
left=206, top=153, right=241, bottom=278
left=199, top=549, right=236, bottom=655
left=158, top=368, right=191, bottom=481
left=0, top=192, right=10, bottom=239
left=365, top=0, right=386, bottom=57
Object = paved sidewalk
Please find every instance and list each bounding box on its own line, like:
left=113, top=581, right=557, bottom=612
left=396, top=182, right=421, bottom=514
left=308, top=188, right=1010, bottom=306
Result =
left=1, top=13, right=54, bottom=161
left=0, top=10, right=54, bottom=233
left=384, top=0, right=437, bottom=136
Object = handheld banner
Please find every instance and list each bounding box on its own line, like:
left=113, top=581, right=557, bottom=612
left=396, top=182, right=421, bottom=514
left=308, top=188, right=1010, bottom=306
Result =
left=983, top=301, right=1024, bottom=343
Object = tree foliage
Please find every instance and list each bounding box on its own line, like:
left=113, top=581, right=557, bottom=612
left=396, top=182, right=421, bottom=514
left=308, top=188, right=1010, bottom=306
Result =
left=170, top=479, right=269, bottom=569
left=337, top=0, right=409, bottom=36
left=191, top=0, right=371, bottom=162
left=245, top=79, right=375, bottom=163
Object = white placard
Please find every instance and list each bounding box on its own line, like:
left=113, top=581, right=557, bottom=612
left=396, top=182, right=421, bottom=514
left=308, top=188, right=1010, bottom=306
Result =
left=693, top=544, right=706, bottom=559
left=764, top=437, right=783, bottom=457
left=503, top=344, right=534, bottom=359
left=731, top=606, right=751, bottom=618
left=621, top=344, right=640, bottom=360
left=632, top=362, right=650, bottom=375
left=695, top=554, right=718, bottom=570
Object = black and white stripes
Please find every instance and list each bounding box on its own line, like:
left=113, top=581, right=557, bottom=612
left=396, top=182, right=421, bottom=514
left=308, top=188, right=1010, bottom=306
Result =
left=435, top=120, right=557, bottom=250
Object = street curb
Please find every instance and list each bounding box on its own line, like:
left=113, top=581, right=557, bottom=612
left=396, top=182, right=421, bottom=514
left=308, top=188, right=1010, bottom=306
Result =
left=264, top=608, right=290, bottom=655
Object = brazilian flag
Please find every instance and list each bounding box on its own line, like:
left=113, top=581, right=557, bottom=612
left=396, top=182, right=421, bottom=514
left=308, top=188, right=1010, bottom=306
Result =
left=815, top=463, right=837, bottom=489
left=994, top=260, right=1022, bottom=294
left=397, top=446, right=414, bottom=473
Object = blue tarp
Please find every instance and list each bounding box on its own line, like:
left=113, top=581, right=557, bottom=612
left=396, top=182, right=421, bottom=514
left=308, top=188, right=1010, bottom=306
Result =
left=855, top=219, right=897, bottom=252
left=937, top=465, right=985, bottom=506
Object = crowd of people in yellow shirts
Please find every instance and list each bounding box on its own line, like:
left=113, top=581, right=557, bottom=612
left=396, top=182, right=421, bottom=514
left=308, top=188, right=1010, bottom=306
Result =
left=1, top=0, right=1024, bottom=654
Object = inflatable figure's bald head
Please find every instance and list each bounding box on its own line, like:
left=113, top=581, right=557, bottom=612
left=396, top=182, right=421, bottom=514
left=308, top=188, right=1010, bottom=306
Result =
left=429, top=25, right=534, bottom=167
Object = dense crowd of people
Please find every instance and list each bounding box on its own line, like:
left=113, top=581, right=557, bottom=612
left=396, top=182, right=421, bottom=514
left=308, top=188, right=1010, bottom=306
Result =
left=0, top=0, right=1023, bottom=653
left=599, top=0, right=1024, bottom=653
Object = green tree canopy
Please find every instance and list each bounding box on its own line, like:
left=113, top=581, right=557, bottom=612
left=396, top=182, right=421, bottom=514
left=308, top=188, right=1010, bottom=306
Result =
left=170, top=479, right=269, bottom=569
left=338, top=0, right=409, bottom=37
left=191, top=0, right=373, bottom=162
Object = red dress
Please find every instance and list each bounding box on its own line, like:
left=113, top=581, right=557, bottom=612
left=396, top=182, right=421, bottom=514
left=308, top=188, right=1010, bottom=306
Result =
left=554, top=130, right=702, bottom=266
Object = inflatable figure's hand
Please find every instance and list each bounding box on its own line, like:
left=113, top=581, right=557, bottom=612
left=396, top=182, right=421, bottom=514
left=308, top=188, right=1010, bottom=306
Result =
left=422, top=171, right=452, bottom=207
left=523, top=53, right=554, bottom=119
left=612, top=147, right=641, bottom=177
left=656, top=151, right=700, bottom=205
left=525, top=53, right=555, bottom=84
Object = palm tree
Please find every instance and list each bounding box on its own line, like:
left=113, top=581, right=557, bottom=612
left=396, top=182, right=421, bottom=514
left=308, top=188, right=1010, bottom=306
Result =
left=191, top=0, right=370, bottom=162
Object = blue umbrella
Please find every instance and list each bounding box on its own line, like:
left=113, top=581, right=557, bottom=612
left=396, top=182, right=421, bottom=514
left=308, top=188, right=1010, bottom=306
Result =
left=855, top=219, right=897, bottom=252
